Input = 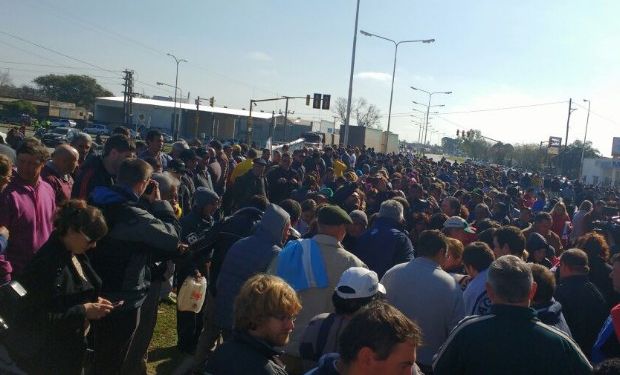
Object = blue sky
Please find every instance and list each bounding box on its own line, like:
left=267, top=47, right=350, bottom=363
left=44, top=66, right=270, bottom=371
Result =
left=2, top=0, right=619, bottom=156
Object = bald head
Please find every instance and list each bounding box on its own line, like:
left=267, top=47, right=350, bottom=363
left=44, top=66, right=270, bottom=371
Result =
left=52, top=144, right=79, bottom=175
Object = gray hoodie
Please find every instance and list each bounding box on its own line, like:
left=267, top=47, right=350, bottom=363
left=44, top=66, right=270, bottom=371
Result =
left=215, top=204, right=290, bottom=330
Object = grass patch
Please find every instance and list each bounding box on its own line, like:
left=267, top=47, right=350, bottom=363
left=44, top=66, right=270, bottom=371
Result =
left=147, top=300, right=186, bottom=374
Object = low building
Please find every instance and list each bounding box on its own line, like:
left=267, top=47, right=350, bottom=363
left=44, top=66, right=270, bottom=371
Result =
left=581, top=157, right=620, bottom=187
left=0, top=96, right=88, bottom=122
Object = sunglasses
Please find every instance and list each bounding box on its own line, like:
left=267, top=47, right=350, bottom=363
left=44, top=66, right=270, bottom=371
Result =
left=80, top=231, right=98, bottom=245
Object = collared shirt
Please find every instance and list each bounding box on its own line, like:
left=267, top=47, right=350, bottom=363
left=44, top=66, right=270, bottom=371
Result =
left=0, top=175, right=56, bottom=282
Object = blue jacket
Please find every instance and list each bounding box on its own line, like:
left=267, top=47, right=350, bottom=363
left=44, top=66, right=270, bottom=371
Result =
left=215, top=204, right=290, bottom=330
left=533, top=298, right=572, bottom=337
left=352, top=217, right=414, bottom=278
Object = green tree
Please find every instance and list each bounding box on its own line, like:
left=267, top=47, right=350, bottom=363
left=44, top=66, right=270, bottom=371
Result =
left=2, top=99, right=37, bottom=117
left=33, top=74, right=113, bottom=109
left=552, top=140, right=600, bottom=179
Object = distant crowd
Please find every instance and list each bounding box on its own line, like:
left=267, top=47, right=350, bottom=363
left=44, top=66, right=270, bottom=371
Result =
left=0, top=125, right=619, bottom=375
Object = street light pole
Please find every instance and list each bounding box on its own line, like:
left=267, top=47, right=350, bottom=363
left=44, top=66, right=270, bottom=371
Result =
left=579, top=99, right=591, bottom=180
left=344, top=0, right=361, bottom=147
left=167, top=53, right=187, bottom=140
left=411, top=86, right=451, bottom=146
left=360, top=30, right=434, bottom=152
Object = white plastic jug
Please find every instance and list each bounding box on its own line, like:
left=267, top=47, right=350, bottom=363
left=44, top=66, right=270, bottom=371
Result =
left=177, top=276, right=207, bottom=313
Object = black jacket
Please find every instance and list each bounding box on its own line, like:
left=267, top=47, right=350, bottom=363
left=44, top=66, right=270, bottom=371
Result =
left=555, top=274, right=609, bottom=358
left=589, top=256, right=620, bottom=307
left=266, top=166, right=299, bottom=204
left=89, top=185, right=180, bottom=309
left=7, top=233, right=101, bottom=374
left=72, top=154, right=114, bottom=199
left=227, top=171, right=267, bottom=212
left=205, top=330, right=288, bottom=375
left=433, top=304, right=592, bottom=375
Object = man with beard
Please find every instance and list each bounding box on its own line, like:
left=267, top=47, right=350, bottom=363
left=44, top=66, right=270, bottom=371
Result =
left=205, top=274, right=302, bottom=375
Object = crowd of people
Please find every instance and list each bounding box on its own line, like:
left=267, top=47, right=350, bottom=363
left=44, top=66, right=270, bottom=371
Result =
left=0, top=125, right=620, bottom=375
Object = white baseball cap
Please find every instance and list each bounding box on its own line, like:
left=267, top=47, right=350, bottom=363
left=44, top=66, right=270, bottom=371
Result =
left=335, top=267, right=386, bottom=299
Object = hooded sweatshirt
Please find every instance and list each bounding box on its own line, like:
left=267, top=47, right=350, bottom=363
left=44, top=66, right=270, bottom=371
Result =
left=533, top=298, right=572, bottom=337
left=215, top=204, right=290, bottom=330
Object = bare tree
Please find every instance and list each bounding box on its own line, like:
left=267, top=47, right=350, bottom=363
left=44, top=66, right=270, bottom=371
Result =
left=332, top=97, right=382, bottom=128
left=0, top=70, right=13, bottom=88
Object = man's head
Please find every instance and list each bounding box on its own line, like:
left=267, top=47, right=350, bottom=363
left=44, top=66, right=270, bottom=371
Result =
left=338, top=301, right=422, bottom=375
left=234, top=274, right=301, bottom=347
left=116, top=158, right=153, bottom=196
left=533, top=212, right=553, bottom=234
left=347, top=210, right=368, bottom=238
left=70, top=132, right=92, bottom=163
left=441, top=196, right=461, bottom=217
left=145, top=129, right=164, bottom=154
left=103, top=135, right=136, bottom=176
left=317, top=205, right=353, bottom=242
left=443, top=216, right=475, bottom=242
left=150, top=172, right=179, bottom=203
left=279, top=151, right=292, bottom=170
left=252, top=158, right=267, bottom=176
left=180, top=148, right=200, bottom=170
left=261, top=148, right=271, bottom=162
left=300, top=199, right=317, bottom=225
left=486, top=255, right=536, bottom=307
left=192, top=187, right=220, bottom=218
left=443, top=237, right=465, bottom=271
left=559, top=248, right=590, bottom=279
left=51, top=144, right=79, bottom=175
left=530, top=263, right=556, bottom=305
left=16, top=137, right=49, bottom=185
left=278, top=199, right=301, bottom=227
left=492, top=226, right=526, bottom=259
left=378, top=200, right=404, bottom=224
left=462, top=241, right=495, bottom=278
left=416, top=230, right=449, bottom=263
left=332, top=267, right=385, bottom=316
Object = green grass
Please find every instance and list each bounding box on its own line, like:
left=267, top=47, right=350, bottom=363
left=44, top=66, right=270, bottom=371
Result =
left=147, top=300, right=186, bottom=374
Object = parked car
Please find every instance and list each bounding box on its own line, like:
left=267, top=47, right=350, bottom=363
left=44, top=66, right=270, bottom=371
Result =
left=50, top=119, right=77, bottom=128
left=83, top=123, right=110, bottom=136
left=41, top=127, right=79, bottom=147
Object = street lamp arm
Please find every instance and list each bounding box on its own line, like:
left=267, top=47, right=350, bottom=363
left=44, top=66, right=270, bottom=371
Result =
left=397, top=39, right=435, bottom=46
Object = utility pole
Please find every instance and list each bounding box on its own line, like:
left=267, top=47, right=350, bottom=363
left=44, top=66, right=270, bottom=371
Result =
left=283, top=97, right=290, bottom=142
left=564, top=98, right=576, bottom=149
left=343, top=0, right=361, bottom=147
left=122, top=69, right=134, bottom=128
left=195, top=96, right=200, bottom=138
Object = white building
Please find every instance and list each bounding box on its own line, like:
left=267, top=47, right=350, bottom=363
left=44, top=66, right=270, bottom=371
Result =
left=581, top=157, right=620, bottom=186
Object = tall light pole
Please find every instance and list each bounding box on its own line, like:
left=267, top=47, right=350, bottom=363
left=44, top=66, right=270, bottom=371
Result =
left=411, top=86, right=451, bottom=146
left=579, top=99, right=591, bottom=180
left=343, top=0, right=361, bottom=148
left=360, top=30, right=434, bottom=152
left=167, top=53, right=187, bottom=140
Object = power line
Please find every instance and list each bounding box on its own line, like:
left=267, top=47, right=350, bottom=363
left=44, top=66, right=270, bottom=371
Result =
left=0, top=30, right=120, bottom=74
left=573, top=101, right=619, bottom=126
left=0, top=66, right=119, bottom=80
left=437, top=100, right=568, bottom=115
left=0, top=60, right=92, bottom=70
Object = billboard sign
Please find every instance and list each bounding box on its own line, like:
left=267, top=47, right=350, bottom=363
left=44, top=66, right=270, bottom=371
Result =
left=549, top=136, right=562, bottom=148
left=613, top=137, right=620, bottom=157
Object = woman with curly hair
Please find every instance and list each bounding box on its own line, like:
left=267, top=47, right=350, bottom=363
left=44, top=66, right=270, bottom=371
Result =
left=576, top=232, right=618, bottom=306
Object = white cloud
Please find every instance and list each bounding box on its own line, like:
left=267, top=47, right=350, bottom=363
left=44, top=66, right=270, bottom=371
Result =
left=247, top=51, right=273, bottom=62
left=355, top=71, right=392, bottom=83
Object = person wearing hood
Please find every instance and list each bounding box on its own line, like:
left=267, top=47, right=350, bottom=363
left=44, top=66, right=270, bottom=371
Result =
left=88, top=158, right=182, bottom=374
left=526, top=232, right=555, bottom=268
left=530, top=263, right=572, bottom=336
left=176, top=187, right=220, bottom=354
left=214, top=203, right=291, bottom=339
left=352, top=200, right=414, bottom=279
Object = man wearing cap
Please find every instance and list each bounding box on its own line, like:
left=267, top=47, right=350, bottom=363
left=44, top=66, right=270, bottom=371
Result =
left=381, top=230, right=464, bottom=372
left=353, top=200, right=414, bottom=279
left=433, top=255, right=592, bottom=374
left=226, top=158, right=267, bottom=212
left=555, top=248, right=608, bottom=358
left=443, top=216, right=476, bottom=246
left=299, top=267, right=385, bottom=371
left=270, top=205, right=365, bottom=374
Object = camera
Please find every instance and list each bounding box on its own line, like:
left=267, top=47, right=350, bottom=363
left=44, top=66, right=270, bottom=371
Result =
left=144, top=180, right=157, bottom=195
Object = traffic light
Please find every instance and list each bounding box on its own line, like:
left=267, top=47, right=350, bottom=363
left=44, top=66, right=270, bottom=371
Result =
left=456, top=130, right=460, bottom=137
left=195, top=96, right=200, bottom=110
left=306, top=94, right=311, bottom=106
left=209, top=97, right=215, bottom=106
left=313, top=93, right=321, bottom=109
left=322, top=94, right=330, bottom=110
